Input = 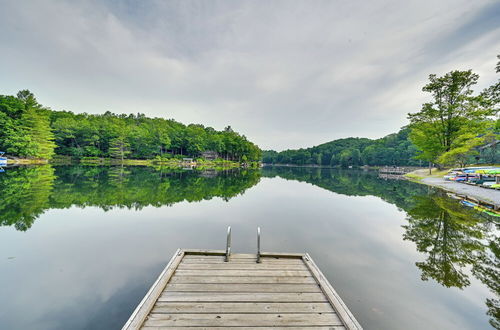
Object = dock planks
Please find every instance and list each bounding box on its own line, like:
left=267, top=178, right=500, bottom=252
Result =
left=123, top=250, right=363, bottom=329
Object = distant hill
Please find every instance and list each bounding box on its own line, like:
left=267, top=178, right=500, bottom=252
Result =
left=263, top=128, right=420, bottom=167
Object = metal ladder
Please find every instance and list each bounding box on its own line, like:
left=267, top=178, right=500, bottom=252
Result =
left=225, top=226, right=261, bottom=263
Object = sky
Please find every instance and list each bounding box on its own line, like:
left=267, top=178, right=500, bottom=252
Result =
left=0, top=0, right=499, bottom=151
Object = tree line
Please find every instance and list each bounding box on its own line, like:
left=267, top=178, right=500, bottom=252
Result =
left=263, top=128, right=420, bottom=167
left=264, top=55, right=499, bottom=168
left=0, top=90, right=261, bottom=162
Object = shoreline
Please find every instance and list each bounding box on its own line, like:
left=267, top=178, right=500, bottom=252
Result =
left=406, top=169, right=500, bottom=209
left=5, top=157, right=259, bottom=169
left=263, top=163, right=378, bottom=170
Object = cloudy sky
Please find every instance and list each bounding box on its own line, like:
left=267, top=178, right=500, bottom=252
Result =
left=0, top=0, right=499, bottom=150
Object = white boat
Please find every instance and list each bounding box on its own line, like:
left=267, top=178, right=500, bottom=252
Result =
left=0, top=151, right=7, bottom=165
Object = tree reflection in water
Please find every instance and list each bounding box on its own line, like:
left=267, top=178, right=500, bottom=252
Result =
left=0, top=165, right=261, bottom=231
left=263, top=166, right=499, bottom=328
left=1, top=165, right=498, bottom=327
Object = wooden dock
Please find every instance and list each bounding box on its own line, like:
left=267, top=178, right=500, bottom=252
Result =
left=123, top=249, right=362, bottom=329
left=378, top=166, right=418, bottom=175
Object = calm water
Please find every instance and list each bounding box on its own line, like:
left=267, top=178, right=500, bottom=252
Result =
left=0, top=165, right=498, bottom=330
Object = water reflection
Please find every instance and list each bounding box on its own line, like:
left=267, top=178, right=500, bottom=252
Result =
left=0, top=165, right=56, bottom=231
left=262, top=166, right=499, bottom=328
left=0, top=165, right=498, bottom=328
left=0, top=165, right=261, bottom=231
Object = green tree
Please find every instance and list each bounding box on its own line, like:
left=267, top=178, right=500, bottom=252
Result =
left=339, top=150, right=351, bottom=168
left=437, top=131, right=489, bottom=167
left=351, top=149, right=361, bottom=166
left=109, top=136, right=131, bottom=161
left=408, top=70, right=497, bottom=167
left=316, top=153, right=322, bottom=166
left=18, top=91, right=56, bottom=159
left=330, top=153, right=336, bottom=166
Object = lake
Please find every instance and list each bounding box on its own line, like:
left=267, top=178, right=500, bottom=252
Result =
left=0, top=165, right=498, bottom=329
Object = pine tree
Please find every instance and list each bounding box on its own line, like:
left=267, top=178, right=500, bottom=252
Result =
left=16, top=90, right=56, bottom=159
left=21, top=108, right=57, bottom=159
left=109, top=136, right=131, bottom=161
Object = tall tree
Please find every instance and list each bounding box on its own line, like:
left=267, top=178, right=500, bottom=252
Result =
left=109, top=136, right=131, bottom=161
left=408, top=70, right=496, bottom=166
left=17, top=91, right=56, bottom=159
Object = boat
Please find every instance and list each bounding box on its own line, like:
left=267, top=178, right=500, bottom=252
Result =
left=460, top=200, right=477, bottom=208
left=0, top=152, right=6, bottom=165
left=446, top=193, right=462, bottom=200
left=482, top=209, right=500, bottom=217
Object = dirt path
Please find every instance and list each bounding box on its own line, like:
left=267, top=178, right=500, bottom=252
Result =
left=420, top=176, right=500, bottom=205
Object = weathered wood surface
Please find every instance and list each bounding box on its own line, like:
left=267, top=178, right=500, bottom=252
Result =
left=143, top=313, right=343, bottom=327
left=169, top=275, right=316, bottom=284
left=123, top=250, right=362, bottom=330
left=152, top=302, right=335, bottom=313
left=174, top=269, right=312, bottom=276
left=177, top=263, right=307, bottom=270
left=159, top=292, right=329, bottom=302
left=165, top=283, right=321, bottom=292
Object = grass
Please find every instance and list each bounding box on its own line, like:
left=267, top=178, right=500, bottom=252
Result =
left=7, top=158, right=49, bottom=165
left=404, top=168, right=449, bottom=182
left=404, top=172, right=425, bottom=181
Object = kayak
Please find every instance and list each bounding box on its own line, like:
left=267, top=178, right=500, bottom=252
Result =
left=483, top=209, right=500, bottom=217
left=461, top=200, right=477, bottom=207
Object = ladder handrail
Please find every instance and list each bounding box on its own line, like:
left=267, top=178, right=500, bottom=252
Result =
left=256, top=227, right=261, bottom=263
left=225, top=226, right=231, bottom=262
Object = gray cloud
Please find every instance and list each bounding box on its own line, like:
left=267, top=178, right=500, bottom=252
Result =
left=0, top=0, right=498, bottom=150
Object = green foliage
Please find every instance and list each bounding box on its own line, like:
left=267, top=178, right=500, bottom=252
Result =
left=0, top=90, right=261, bottom=162
left=0, top=91, right=56, bottom=158
left=437, top=132, right=486, bottom=167
left=0, top=165, right=261, bottom=231
left=339, top=149, right=351, bottom=168
left=329, top=153, right=336, bottom=166
left=262, top=128, right=420, bottom=166
left=408, top=68, right=499, bottom=166
left=109, top=136, right=131, bottom=160
left=21, top=108, right=57, bottom=159
left=0, top=165, right=56, bottom=231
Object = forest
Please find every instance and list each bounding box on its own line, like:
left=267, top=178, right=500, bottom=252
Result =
left=262, top=128, right=421, bottom=167
left=0, top=90, right=262, bottom=162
